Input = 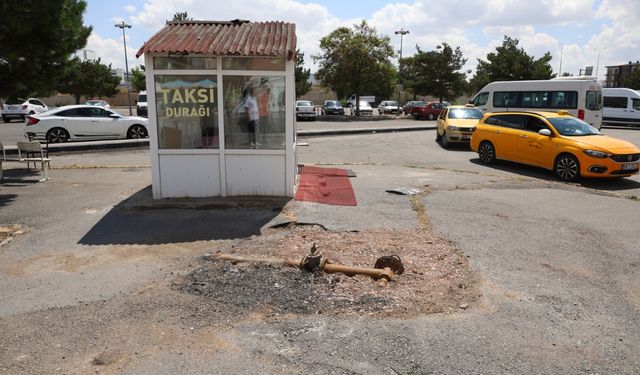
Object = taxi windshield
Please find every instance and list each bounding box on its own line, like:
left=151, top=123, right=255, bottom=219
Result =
left=548, top=117, right=600, bottom=136
left=448, top=108, right=483, bottom=119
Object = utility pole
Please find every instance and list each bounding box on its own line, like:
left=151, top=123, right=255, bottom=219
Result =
left=558, top=44, right=563, bottom=77
left=115, top=21, right=133, bottom=116
left=395, top=28, right=409, bottom=116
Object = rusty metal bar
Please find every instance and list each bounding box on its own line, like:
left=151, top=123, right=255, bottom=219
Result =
left=322, top=262, right=394, bottom=281
left=212, top=253, right=396, bottom=281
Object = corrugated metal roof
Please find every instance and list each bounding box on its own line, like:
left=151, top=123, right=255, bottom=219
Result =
left=136, top=20, right=296, bottom=60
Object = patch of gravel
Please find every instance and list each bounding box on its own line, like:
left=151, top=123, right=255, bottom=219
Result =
left=177, top=225, right=479, bottom=318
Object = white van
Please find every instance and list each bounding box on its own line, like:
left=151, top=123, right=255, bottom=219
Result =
left=136, top=91, right=148, bottom=117
left=602, top=88, right=640, bottom=127
left=470, top=77, right=603, bottom=129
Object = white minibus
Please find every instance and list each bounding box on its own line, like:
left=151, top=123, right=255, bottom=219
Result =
left=602, top=88, right=640, bottom=127
left=469, top=77, right=603, bottom=129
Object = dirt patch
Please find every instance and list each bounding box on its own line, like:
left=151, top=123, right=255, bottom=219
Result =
left=178, top=225, right=479, bottom=318
left=0, top=225, right=24, bottom=247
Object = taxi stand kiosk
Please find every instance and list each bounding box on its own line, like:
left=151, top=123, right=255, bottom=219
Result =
left=136, top=20, right=297, bottom=198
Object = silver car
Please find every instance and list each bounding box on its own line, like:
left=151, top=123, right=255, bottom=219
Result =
left=296, top=100, right=316, bottom=121
left=378, top=100, right=401, bottom=114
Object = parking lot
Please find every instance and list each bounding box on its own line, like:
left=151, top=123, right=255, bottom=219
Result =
left=1, top=124, right=639, bottom=373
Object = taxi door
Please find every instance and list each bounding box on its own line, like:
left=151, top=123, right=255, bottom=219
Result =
left=484, top=114, right=524, bottom=160
left=516, top=116, right=555, bottom=168
left=436, top=108, right=448, bottom=136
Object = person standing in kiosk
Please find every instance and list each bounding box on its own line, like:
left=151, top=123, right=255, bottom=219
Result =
left=244, top=86, right=260, bottom=148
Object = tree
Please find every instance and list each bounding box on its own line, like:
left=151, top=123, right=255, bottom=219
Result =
left=172, top=12, right=191, bottom=21
left=407, top=43, right=468, bottom=102
left=0, top=0, right=92, bottom=98
left=313, top=21, right=396, bottom=115
left=58, top=58, right=121, bottom=103
left=295, top=50, right=312, bottom=98
left=468, top=36, right=555, bottom=94
left=131, top=65, right=146, bottom=91
left=624, top=68, right=640, bottom=90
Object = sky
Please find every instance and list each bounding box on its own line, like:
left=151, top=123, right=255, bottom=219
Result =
left=83, top=0, right=640, bottom=81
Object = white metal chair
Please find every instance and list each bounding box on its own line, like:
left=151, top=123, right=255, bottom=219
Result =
left=17, top=141, right=51, bottom=182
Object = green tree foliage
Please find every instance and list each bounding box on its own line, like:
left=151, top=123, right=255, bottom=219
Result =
left=172, top=12, right=191, bottom=21
left=406, top=43, right=468, bottom=102
left=624, top=68, right=640, bottom=90
left=58, top=58, right=122, bottom=103
left=313, top=21, right=396, bottom=115
left=131, top=65, right=146, bottom=92
left=0, top=0, right=92, bottom=98
left=468, top=36, right=555, bottom=94
left=295, top=50, right=312, bottom=98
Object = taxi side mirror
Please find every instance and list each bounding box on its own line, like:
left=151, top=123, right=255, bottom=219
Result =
left=539, top=129, right=552, bottom=136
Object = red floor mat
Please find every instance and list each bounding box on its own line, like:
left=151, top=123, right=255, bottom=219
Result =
left=295, top=166, right=357, bottom=206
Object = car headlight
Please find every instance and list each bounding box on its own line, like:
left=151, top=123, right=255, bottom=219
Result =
left=448, top=126, right=459, bottom=131
left=584, top=149, right=609, bottom=158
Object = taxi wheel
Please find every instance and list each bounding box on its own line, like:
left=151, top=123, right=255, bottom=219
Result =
left=478, top=141, right=496, bottom=164
left=441, top=132, right=451, bottom=148
left=554, top=154, right=580, bottom=182
left=436, top=130, right=442, bottom=142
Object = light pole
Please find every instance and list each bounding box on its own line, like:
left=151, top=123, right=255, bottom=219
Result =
left=395, top=28, right=409, bottom=116
left=593, top=47, right=606, bottom=79
left=115, top=20, right=133, bottom=116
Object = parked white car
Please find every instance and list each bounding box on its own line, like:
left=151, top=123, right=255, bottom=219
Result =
left=378, top=100, right=402, bottom=114
left=85, top=99, right=111, bottom=109
left=2, top=98, right=48, bottom=122
left=296, top=100, right=316, bottom=121
left=24, top=105, right=149, bottom=143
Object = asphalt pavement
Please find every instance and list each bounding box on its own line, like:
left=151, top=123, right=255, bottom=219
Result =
left=1, top=125, right=639, bottom=373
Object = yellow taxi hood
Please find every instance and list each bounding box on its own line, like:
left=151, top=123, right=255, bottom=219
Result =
left=566, top=135, right=640, bottom=153
left=447, top=119, right=481, bottom=127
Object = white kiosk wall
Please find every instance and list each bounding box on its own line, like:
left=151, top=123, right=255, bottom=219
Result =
left=144, top=55, right=296, bottom=199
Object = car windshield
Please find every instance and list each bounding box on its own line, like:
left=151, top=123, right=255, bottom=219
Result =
left=448, top=108, right=483, bottom=119
left=5, top=99, right=24, bottom=105
left=386, top=101, right=398, bottom=106
left=414, top=101, right=427, bottom=107
left=298, top=101, right=313, bottom=106
left=138, top=95, right=147, bottom=102
left=548, top=117, right=600, bottom=136
left=325, top=101, right=340, bottom=107
left=359, top=101, right=371, bottom=108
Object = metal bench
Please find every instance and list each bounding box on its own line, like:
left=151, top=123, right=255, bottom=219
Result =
left=1, top=141, right=51, bottom=182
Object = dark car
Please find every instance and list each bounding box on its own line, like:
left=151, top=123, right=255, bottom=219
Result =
left=403, top=101, right=426, bottom=116
left=413, top=101, right=447, bottom=120
left=322, top=100, right=344, bottom=115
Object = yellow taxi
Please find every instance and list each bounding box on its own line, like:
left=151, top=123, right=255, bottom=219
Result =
left=470, top=111, right=640, bottom=181
left=436, top=105, right=483, bottom=148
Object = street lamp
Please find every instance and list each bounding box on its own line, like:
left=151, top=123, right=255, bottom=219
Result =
left=395, top=28, right=409, bottom=116
left=115, top=20, right=133, bottom=116
left=592, top=46, right=606, bottom=79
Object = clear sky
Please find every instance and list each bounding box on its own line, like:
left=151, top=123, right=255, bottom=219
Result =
left=82, top=0, right=639, bottom=81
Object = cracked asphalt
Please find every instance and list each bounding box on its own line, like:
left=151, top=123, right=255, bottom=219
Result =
left=1, top=124, right=639, bottom=374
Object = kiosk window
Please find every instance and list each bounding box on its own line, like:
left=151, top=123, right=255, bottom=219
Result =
left=223, top=75, right=286, bottom=150
left=153, top=57, right=217, bottom=70
left=154, top=75, right=219, bottom=149
left=222, top=58, right=286, bottom=71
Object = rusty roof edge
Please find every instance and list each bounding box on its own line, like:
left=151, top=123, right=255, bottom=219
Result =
left=137, top=20, right=297, bottom=59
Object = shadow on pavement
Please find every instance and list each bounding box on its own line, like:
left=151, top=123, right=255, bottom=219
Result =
left=0, top=169, right=46, bottom=186
left=79, top=186, right=290, bottom=246
left=0, top=194, right=18, bottom=209
left=469, top=158, right=640, bottom=191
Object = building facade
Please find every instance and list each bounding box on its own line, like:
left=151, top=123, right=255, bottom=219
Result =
left=604, top=61, right=640, bottom=88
